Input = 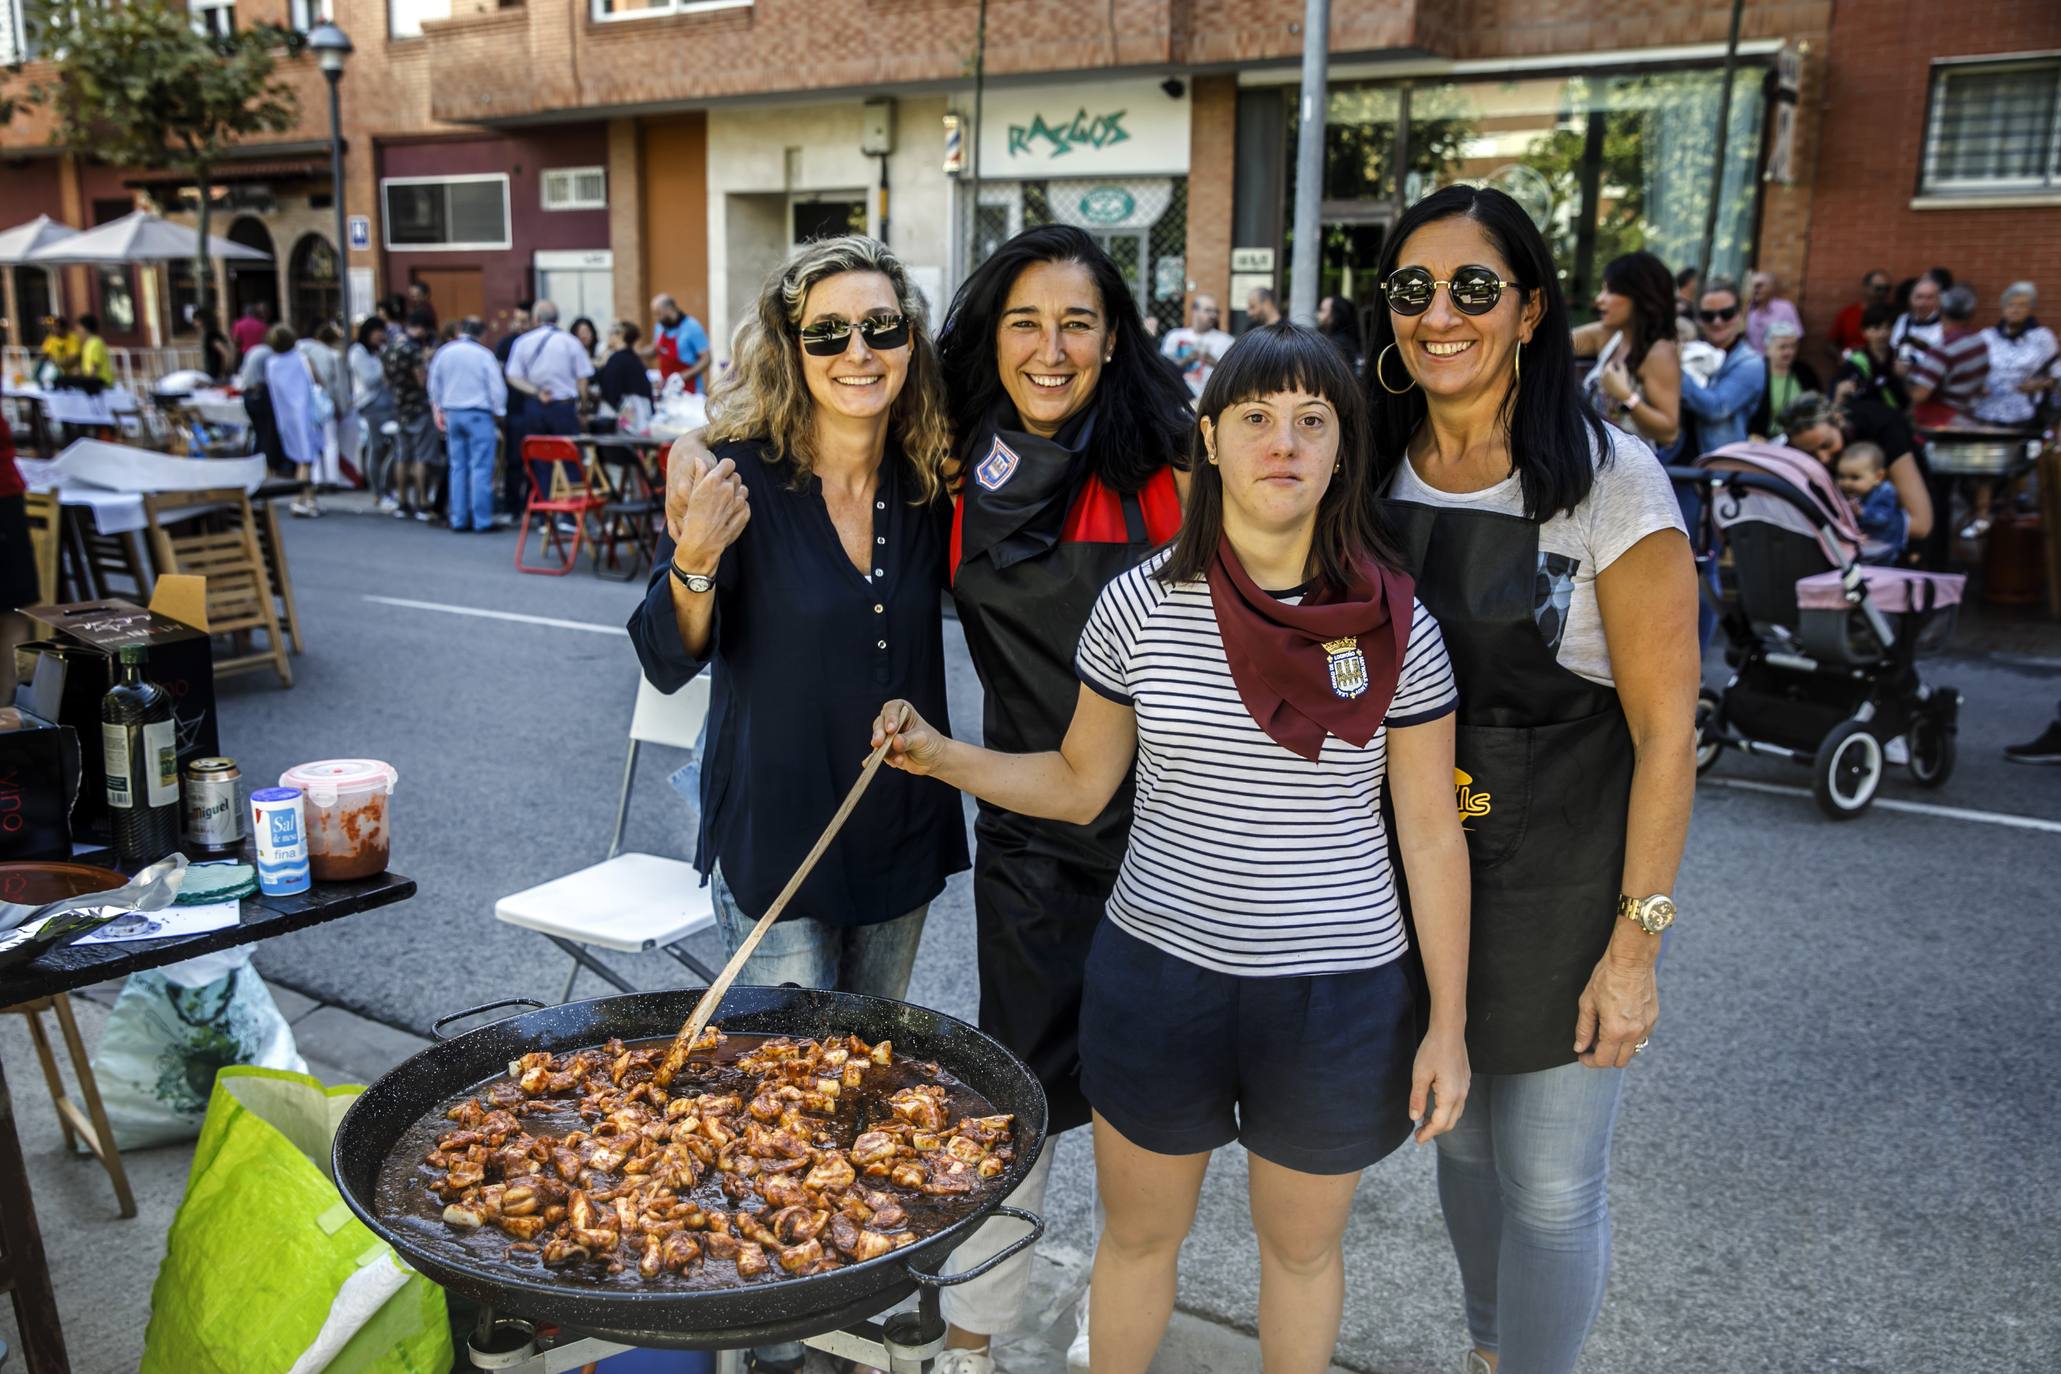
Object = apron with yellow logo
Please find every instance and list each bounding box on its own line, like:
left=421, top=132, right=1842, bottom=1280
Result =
left=1387, top=500, right=1634, bottom=1075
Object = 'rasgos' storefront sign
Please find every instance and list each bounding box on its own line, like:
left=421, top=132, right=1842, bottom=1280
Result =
left=978, top=79, right=1191, bottom=179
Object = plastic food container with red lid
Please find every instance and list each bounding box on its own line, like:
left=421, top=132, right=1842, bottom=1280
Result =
left=277, top=759, right=398, bottom=883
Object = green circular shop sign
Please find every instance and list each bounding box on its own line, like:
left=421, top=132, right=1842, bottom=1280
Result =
left=1078, top=186, right=1136, bottom=225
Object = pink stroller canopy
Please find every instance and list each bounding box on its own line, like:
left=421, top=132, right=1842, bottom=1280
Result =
left=1695, top=441, right=1866, bottom=562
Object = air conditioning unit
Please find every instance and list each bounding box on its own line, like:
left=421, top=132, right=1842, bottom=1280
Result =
left=541, top=167, right=607, bottom=211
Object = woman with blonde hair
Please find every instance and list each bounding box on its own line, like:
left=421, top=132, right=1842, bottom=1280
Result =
left=627, top=232, right=965, bottom=997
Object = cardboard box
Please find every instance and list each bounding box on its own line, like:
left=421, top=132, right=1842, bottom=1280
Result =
left=0, top=707, right=80, bottom=861
left=16, top=599, right=218, bottom=842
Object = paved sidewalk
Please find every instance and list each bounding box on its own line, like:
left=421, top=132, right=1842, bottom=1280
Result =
left=0, top=981, right=1338, bottom=1374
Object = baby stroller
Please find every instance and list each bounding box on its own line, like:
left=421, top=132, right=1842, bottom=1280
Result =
left=1672, top=443, right=1965, bottom=820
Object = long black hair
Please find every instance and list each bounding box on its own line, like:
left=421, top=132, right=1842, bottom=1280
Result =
left=1161, top=323, right=1404, bottom=588
left=1363, top=185, right=1609, bottom=521
left=1601, top=250, right=1677, bottom=373
left=938, top=224, right=1190, bottom=493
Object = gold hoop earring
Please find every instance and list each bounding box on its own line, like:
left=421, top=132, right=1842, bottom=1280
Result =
left=1375, top=342, right=1416, bottom=396
left=1514, top=346, right=1522, bottom=384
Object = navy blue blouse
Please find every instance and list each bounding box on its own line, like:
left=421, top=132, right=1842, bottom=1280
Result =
left=628, top=438, right=969, bottom=928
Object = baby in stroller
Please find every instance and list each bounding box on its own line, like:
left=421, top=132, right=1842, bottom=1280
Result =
left=1833, top=441, right=1905, bottom=564
left=1675, top=442, right=1964, bottom=819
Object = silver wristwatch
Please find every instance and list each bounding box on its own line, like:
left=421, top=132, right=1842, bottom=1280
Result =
left=669, top=563, right=715, bottom=594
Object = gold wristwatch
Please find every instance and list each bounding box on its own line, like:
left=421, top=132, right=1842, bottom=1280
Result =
left=1618, top=893, right=1677, bottom=935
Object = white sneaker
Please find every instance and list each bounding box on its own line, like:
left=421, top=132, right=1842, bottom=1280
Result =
left=1463, top=1353, right=1494, bottom=1374
left=1885, top=735, right=1910, bottom=765
left=933, top=1348, right=995, bottom=1374
left=1066, top=1285, right=1091, bottom=1371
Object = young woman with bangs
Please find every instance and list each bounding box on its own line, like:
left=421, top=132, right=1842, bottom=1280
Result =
left=874, top=324, right=1473, bottom=1374
left=1366, top=185, right=1698, bottom=1374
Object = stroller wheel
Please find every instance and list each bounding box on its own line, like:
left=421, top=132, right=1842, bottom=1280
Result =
left=1813, top=721, right=1883, bottom=820
left=1908, top=713, right=1956, bottom=789
left=1694, top=689, right=1725, bottom=776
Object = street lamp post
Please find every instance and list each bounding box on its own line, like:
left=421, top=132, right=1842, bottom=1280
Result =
left=307, top=20, right=353, bottom=330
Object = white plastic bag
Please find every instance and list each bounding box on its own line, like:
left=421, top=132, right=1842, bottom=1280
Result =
left=90, top=948, right=308, bottom=1149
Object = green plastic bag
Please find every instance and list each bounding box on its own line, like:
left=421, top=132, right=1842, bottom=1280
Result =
left=142, top=1067, right=453, bottom=1374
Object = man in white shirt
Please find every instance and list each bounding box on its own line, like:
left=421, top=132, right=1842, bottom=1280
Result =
left=1891, top=274, right=1946, bottom=377
left=1159, top=293, right=1234, bottom=398
left=504, top=299, right=595, bottom=509
left=428, top=317, right=509, bottom=533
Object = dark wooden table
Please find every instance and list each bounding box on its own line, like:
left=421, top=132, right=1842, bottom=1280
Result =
left=0, top=857, right=417, bottom=1374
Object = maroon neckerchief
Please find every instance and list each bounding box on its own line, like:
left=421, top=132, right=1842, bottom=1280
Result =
left=1207, top=534, right=1414, bottom=762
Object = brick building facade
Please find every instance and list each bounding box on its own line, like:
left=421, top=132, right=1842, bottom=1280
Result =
left=3, top=0, right=2056, bottom=370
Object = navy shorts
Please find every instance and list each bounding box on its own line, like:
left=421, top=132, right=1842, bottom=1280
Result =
left=1078, top=921, right=1420, bottom=1176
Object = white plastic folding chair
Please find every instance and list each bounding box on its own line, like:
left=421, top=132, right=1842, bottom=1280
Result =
left=495, top=673, right=720, bottom=1000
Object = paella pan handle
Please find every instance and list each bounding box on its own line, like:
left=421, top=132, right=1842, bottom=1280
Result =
left=901, top=1207, right=1045, bottom=1288
left=432, top=997, right=548, bottom=1041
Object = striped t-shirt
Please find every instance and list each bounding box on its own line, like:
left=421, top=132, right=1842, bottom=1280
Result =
left=1075, top=553, right=1458, bottom=978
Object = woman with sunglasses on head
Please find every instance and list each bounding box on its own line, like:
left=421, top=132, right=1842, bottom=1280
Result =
left=876, top=323, right=1471, bottom=1374
left=1366, top=186, right=1698, bottom=1374
left=661, top=226, right=1191, bottom=1374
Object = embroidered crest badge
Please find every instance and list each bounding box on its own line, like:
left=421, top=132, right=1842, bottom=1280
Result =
left=1322, top=635, right=1368, bottom=699
left=974, top=436, right=1021, bottom=492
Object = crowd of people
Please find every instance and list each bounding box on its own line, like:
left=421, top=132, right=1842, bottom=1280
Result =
left=208, top=289, right=711, bottom=528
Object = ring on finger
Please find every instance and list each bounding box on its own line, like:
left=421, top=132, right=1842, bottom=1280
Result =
left=1632, top=1038, right=1651, bottom=1055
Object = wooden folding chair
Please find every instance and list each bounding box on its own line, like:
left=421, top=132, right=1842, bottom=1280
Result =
left=21, top=492, right=60, bottom=606
left=3, top=995, right=136, bottom=1219
left=142, top=487, right=294, bottom=688
left=249, top=496, right=306, bottom=655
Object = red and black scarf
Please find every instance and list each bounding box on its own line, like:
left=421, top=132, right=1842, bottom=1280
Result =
left=1209, top=535, right=1414, bottom=762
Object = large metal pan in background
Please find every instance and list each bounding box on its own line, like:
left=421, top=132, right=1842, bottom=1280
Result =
left=332, top=986, right=1048, bottom=1350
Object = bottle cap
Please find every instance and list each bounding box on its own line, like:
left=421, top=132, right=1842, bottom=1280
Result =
left=119, top=643, right=147, bottom=665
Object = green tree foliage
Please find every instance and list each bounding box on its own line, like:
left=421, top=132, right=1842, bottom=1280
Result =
left=17, top=0, right=300, bottom=315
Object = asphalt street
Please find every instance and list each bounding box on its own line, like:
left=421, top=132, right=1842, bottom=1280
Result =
left=212, top=507, right=2061, bottom=1373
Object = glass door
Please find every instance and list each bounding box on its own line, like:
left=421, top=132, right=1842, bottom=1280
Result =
left=1086, top=229, right=1149, bottom=319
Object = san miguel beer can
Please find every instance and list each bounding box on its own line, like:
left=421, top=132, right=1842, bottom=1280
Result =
left=184, top=757, right=243, bottom=854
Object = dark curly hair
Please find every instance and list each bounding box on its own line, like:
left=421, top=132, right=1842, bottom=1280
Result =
left=937, top=225, right=1190, bottom=493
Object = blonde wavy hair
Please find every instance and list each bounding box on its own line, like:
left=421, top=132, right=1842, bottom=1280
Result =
left=707, top=236, right=953, bottom=503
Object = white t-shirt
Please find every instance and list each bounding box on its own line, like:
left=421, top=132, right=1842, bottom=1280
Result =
left=1386, top=425, right=1685, bottom=687
left=1074, top=554, right=1458, bottom=978
left=1160, top=326, right=1235, bottom=397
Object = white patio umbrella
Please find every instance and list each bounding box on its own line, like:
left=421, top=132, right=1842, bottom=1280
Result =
left=26, top=209, right=272, bottom=350
left=23, top=209, right=270, bottom=267
left=0, top=215, right=80, bottom=266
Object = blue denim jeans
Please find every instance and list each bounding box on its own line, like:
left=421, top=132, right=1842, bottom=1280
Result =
left=1434, top=1060, right=1627, bottom=1374
left=708, top=866, right=929, bottom=1003
left=443, top=408, right=498, bottom=531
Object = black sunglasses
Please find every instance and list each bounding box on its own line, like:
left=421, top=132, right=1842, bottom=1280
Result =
left=796, top=314, right=911, bottom=356
left=1382, top=265, right=1519, bottom=317
left=1698, top=305, right=1741, bottom=324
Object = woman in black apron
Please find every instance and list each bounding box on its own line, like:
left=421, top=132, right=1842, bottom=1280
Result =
left=661, top=227, right=1190, bottom=1372
left=1366, top=187, right=1698, bottom=1374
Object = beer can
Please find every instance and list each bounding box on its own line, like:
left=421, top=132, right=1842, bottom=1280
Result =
left=250, top=786, right=311, bottom=896
left=184, top=757, right=243, bottom=852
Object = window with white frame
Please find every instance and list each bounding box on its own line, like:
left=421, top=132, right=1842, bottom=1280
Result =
left=591, top=0, right=749, bottom=24
left=190, top=0, right=235, bottom=38
left=0, top=0, right=36, bottom=65
left=381, top=175, right=511, bottom=251
left=541, top=167, right=607, bottom=211
left=388, top=0, right=449, bottom=39
left=289, top=0, right=330, bottom=32
left=1921, top=57, right=2061, bottom=195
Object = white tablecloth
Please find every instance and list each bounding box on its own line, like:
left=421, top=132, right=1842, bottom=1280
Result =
left=19, top=445, right=266, bottom=536
left=181, top=389, right=250, bottom=428
left=11, top=384, right=140, bottom=427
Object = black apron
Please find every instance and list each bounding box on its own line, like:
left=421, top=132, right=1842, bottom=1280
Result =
left=1388, top=500, right=1634, bottom=1076
left=954, top=411, right=1158, bottom=1134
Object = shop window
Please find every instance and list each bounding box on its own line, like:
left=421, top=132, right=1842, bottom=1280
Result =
left=287, top=234, right=340, bottom=334
left=167, top=262, right=200, bottom=336
left=959, top=178, right=1189, bottom=336
left=97, top=267, right=136, bottom=333
left=381, top=175, right=511, bottom=251
left=1287, top=69, right=1767, bottom=313
left=592, top=0, right=748, bottom=23
left=1921, top=59, right=2060, bottom=195
left=189, top=0, right=234, bottom=37
left=541, top=167, right=607, bottom=211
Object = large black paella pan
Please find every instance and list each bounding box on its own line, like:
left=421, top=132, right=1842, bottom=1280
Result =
left=332, top=986, right=1048, bottom=1350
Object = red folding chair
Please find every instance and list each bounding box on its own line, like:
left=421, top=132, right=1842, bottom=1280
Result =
left=516, top=436, right=607, bottom=575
